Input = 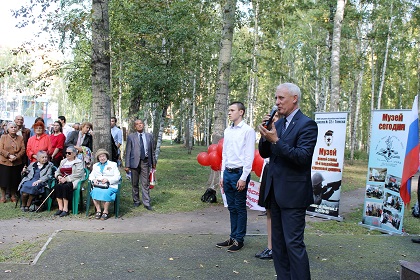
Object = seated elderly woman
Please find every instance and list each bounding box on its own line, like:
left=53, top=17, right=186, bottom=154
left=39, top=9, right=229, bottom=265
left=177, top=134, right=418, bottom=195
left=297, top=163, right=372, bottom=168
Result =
left=89, top=149, right=121, bottom=220
left=54, top=146, right=85, bottom=217
left=18, top=150, right=54, bottom=212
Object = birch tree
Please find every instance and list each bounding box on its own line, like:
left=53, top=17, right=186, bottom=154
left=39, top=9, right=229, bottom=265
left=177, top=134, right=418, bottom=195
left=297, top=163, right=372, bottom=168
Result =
left=208, top=0, right=237, bottom=187
left=212, top=0, right=237, bottom=144
left=330, top=0, right=346, bottom=112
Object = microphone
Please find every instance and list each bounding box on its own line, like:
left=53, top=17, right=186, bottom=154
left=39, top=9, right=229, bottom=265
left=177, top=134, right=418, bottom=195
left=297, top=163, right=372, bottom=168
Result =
left=263, top=106, right=278, bottom=128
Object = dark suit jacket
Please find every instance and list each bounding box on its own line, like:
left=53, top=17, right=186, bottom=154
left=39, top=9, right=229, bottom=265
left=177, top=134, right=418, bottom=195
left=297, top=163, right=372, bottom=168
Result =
left=259, top=109, right=318, bottom=208
left=65, top=131, right=93, bottom=151
left=125, top=132, right=156, bottom=168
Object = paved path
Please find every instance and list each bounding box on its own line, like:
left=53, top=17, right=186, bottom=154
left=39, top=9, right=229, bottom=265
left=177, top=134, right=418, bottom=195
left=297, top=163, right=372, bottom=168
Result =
left=0, top=187, right=369, bottom=249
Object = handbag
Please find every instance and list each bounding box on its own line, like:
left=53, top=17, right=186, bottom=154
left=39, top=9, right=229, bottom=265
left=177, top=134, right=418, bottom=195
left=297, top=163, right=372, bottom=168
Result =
left=92, top=181, right=109, bottom=189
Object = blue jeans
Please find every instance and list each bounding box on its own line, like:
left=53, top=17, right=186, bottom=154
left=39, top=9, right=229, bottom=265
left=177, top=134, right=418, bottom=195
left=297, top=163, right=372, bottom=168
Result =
left=223, top=169, right=250, bottom=243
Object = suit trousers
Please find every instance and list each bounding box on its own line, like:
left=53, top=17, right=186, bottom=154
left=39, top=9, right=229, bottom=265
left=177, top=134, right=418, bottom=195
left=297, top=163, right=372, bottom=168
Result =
left=131, top=159, right=151, bottom=206
left=223, top=169, right=250, bottom=243
left=270, top=187, right=311, bottom=280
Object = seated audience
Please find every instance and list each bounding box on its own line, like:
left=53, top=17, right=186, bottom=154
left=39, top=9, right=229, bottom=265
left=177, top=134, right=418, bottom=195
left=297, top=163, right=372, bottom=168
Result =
left=54, top=146, right=85, bottom=217
left=18, top=150, right=54, bottom=212
left=89, top=149, right=121, bottom=220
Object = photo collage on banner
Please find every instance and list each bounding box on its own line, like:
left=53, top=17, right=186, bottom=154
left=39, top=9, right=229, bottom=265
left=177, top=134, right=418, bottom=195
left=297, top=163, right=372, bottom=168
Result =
left=361, top=110, right=409, bottom=234
left=308, top=112, right=348, bottom=220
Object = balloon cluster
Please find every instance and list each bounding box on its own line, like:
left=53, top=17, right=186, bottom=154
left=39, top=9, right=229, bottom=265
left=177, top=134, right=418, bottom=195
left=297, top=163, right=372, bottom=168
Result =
left=196, top=138, right=265, bottom=177
left=197, top=139, right=224, bottom=171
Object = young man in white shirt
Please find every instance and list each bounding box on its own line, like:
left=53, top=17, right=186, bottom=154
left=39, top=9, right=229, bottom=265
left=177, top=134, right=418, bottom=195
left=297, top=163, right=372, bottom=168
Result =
left=216, top=101, right=255, bottom=252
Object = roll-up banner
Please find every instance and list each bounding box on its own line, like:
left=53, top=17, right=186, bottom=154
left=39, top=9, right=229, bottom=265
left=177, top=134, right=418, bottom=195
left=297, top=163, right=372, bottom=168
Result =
left=360, top=98, right=419, bottom=234
left=308, top=112, right=348, bottom=221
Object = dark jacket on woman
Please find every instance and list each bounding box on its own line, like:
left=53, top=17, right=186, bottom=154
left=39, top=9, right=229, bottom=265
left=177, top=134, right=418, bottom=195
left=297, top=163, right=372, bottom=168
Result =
left=65, top=131, right=93, bottom=151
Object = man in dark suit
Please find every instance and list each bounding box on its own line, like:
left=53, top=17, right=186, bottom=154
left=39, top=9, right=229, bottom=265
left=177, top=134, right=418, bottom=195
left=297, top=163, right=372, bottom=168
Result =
left=125, top=119, right=156, bottom=210
left=258, top=83, right=318, bottom=280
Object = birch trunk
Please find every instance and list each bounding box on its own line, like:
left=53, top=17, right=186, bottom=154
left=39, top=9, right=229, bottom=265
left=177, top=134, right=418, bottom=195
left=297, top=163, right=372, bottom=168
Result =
left=209, top=0, right=237, bottom=187
left=376, top=3, right=394, bottom=110
left=155, top=106, right=167, bottom=163
left=248, top=0, right=259, bottom=126
left=188, top=73, right=197, bottom=154
left=330, top=0, right=346, bottom=111
left=91, top=0, right=111, bottom=153
left=212, top=0, right=237, bottom=144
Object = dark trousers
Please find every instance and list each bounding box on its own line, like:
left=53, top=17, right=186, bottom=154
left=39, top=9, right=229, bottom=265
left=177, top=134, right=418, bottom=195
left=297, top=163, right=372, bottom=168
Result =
left=131, top=159, right=150, bottom=206
left=270, top=187, right=311, bottom=280
left=223, top=169, right=250, bottom=243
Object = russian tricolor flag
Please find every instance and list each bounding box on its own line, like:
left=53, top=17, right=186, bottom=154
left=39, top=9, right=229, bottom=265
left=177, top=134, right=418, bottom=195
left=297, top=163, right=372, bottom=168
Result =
left=400, top=96, right=419, bottom=205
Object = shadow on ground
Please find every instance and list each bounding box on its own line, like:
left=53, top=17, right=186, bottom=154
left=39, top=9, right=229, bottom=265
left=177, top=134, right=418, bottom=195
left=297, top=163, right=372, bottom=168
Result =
left=0, top=230, right=417, bottom=280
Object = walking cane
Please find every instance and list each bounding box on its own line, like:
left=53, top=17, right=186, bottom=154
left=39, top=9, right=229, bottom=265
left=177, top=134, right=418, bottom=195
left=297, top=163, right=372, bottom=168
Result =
left=35, top=189, right=55, bottom=212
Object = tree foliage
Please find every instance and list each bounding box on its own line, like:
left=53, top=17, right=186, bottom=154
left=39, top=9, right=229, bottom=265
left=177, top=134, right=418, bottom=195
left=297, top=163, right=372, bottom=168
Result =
left=0, top=0, right=418, bottom=158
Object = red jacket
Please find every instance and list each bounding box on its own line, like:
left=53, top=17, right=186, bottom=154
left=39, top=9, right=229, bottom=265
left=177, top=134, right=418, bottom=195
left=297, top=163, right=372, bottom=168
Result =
left=27, top=134, right=52, bottom=163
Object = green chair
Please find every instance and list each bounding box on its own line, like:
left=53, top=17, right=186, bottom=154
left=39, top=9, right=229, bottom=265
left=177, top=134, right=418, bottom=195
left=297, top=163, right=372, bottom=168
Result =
left=85, top=179, right=121, bottom=219
left=47, top=167, right=89, bottom=214
left=72, top=168, right=89, bottom=215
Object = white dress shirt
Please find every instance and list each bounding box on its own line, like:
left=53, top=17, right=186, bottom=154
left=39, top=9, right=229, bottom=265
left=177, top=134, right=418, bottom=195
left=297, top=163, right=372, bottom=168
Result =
left=221, top=120, right=256, bottom=182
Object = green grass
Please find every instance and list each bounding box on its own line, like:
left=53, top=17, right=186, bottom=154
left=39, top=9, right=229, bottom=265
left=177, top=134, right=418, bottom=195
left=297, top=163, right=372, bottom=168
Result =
left=341, top=159, right=368, bottom=193
left=0, top=237, right=47, bottom=263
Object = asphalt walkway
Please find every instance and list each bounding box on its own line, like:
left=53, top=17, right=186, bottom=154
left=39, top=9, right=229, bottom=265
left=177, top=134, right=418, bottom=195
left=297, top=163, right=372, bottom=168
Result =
left=0, top=231, right=417, bottom=279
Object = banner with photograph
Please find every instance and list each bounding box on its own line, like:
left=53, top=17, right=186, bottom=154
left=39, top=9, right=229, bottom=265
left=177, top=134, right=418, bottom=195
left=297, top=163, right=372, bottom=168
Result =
left=308, top=112, right=348, bottom=221
left=360, top=109, right=412, bottom=234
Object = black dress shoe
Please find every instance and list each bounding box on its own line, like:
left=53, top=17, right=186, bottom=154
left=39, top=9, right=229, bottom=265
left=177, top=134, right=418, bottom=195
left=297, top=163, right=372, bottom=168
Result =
left=133, top=202, right=141, bottom=207
left=255, top=248, right=270, bottom=258
left=144, top=205, right=153, bottom=211
left=59, top=211, right=69, bottom=217
left=412, top=238, right=420, bottom=243
left=259, top=249, right=273, bottom=259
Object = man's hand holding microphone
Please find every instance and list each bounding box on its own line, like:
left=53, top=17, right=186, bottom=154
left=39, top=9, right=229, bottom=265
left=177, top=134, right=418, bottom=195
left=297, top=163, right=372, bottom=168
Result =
left=258, top=106, right=280, bottom=144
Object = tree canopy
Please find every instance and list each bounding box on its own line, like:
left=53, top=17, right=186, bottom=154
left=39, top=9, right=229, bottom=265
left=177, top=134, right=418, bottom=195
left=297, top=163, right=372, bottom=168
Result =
left=0, top=0, right=418, bottom=158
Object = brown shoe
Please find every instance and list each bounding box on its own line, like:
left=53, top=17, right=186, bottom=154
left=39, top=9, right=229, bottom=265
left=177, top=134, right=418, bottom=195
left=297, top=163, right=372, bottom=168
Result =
left=10, top=196, right=17, bottom=203
left=0, top=197, right=6, bottom=203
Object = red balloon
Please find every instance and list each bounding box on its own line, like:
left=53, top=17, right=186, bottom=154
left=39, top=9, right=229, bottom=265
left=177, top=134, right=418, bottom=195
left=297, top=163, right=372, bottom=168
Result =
left=217, top=138, right=224, bottom=158
left=254, top=165, right=263, bottom=177
left=218, top=138, right=224, bottom=146
left=252, top=150, right=260, bottom=171
left=208, top=151, right=222, bottom=171
left=252, top=150, right=264, bottom=177
left=197, top=152, right=210, bottom=166
left=207, top=144, right=218, bottom=154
